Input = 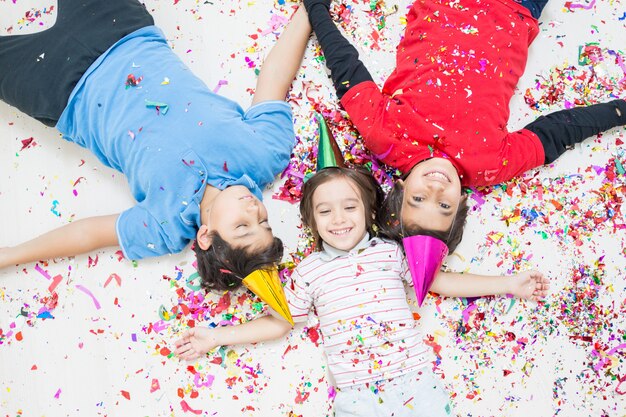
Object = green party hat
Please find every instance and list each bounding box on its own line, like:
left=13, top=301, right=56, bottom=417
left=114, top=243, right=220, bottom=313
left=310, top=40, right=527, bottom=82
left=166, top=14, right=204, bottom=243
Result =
left=315, top=112, right=346, bottom=170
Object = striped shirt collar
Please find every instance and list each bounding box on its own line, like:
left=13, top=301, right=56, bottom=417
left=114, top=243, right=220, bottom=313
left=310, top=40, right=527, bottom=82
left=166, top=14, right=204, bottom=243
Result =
left=319, top=233, right=376, bottom=262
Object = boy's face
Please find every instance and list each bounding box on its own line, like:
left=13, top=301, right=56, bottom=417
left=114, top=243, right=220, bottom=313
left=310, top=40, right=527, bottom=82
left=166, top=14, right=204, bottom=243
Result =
left=204, top=185, right=274, bottom=251
left=312, top=177, right=368, bottom=251
left=401, top=157, right=463, bottom=232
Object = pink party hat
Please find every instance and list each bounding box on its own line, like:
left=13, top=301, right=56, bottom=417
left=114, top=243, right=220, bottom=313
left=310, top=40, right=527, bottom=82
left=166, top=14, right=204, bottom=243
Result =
left=403, top=235, right=449, bottom=306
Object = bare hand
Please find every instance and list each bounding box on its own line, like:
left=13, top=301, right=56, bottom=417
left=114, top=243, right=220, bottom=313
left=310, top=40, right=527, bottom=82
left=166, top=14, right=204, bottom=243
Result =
left=510, top=270, right=550, bottom=301
left=174, top=327, right=219, bottom=361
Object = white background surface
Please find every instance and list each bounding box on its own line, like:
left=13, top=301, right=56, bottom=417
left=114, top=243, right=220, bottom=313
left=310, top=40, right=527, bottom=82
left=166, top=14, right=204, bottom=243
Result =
left=1, top=0, right=625, bottom=416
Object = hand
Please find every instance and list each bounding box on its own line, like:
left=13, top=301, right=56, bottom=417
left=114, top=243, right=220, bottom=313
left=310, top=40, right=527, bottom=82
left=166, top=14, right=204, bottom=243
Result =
left=509, top=270, right=550, bottom=301
left=303, top=0, right=331, bottom=13
left=174, top=327, right=219, bottom=361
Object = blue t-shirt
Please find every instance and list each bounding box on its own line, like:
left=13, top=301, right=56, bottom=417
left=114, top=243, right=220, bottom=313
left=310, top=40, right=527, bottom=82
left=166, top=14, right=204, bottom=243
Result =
left=56, top=26, right=295, bottom=260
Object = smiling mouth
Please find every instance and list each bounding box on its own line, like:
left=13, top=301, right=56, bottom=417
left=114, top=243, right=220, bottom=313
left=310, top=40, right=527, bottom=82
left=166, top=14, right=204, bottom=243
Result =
left=329, top=228, right=352, bottom=236
left=239, top=195, right=254, bottom=200
left=424, top=170, right=450, bottom=182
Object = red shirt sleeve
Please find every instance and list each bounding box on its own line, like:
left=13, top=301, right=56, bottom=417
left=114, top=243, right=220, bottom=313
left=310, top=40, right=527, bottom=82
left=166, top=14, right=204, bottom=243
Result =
left=474, top=128, right=545, bottom=186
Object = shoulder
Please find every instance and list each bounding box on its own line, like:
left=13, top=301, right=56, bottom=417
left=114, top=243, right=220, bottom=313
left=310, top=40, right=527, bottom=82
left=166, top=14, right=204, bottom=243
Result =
left=293, top=252, right=324, bottom=276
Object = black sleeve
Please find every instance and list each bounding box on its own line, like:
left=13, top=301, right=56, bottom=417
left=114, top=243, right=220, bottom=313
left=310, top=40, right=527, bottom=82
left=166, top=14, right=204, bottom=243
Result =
left=524, top=99, right=626, bottom=164
left=304, top=1, right=374, bottom=99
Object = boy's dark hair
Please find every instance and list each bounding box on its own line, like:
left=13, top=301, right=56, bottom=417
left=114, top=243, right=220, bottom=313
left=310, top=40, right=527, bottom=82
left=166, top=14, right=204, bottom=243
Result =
left=194, top=232, right=284, bottom=291
left=378, top=180, right=470, bottom=253
left=300, top=167, right=385, bottom=249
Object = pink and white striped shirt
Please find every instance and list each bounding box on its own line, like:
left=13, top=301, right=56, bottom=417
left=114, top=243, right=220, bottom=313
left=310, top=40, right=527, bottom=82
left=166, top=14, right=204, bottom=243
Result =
left=285, top=236, right=431, bottom=389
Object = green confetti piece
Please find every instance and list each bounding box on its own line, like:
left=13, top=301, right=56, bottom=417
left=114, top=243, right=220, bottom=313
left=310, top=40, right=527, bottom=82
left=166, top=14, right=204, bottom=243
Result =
left=158, top=305, right=174, bottom=321
left=186, top=271, right=202, bottom=291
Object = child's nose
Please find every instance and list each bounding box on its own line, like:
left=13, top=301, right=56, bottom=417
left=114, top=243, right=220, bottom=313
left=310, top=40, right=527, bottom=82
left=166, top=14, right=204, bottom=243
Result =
left=426, top=181, right=445, bottom=192
left=331, top=212, right=345, bottom=224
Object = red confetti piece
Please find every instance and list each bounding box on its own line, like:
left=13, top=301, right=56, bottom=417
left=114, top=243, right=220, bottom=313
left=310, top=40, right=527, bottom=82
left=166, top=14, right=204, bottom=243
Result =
left=20, top=137, right=35, bottom=150
left=48, top=274, right=62, bottom=293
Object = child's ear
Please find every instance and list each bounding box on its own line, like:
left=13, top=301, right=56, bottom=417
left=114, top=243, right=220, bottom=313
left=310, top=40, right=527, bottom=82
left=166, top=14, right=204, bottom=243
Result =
left=397, top=179, right=405, bottom=188
left=196, top=225, right=213, bottom=250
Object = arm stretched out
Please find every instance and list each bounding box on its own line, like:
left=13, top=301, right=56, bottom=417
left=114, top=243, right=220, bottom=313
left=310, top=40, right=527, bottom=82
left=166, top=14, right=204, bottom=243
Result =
left=0, top=214, right=119, bottom=269
left=303, top=0, right=373, bottom=98
left=252, top=5, right=312, bottom=104
left=174, top=315, right=293, bottom=361
left=431, top=270, right=549, bottom=302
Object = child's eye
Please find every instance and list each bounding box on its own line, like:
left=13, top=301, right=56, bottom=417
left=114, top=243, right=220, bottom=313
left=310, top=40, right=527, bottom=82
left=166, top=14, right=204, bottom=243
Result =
left=236, top=224, right=247, bottom=229
left=318, top=209, right=330, bottom=215
left=412, top=196, right=424, bottom=202
left=260, top=219, right=269, bottom=224
left=439, top=203, right=451, bottom=209
left=345, top=206, right=356, bottom=211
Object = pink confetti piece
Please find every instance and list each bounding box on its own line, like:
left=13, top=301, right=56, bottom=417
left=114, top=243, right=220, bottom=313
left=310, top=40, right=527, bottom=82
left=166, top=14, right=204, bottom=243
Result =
left=470, top=190, right=486, bottom=207
left=75, top=285, right=101, bottom=310
left=180, top=400, right=203, bottom=415
left=54, top=388, right=61, bottom=399
left=212, top=80, right=228, bottom=94
left=104, top=273, right=122, bottom=288
left=566, top=0, right=596, bottom=10
left=193, top=373, right=215, bottom=388
left=150, top=378, right=160, bottom=393
left=152, top=320, right=169, bottom=333
left=259, top=13, right=289, bottom=35
left=617, top=375, right=626, bottom=395
left=48, top=274, right=63, bottom=293
left=593, top=343, right=626, bottom=371
left=35, top=264, right=51, bottom=280
left=462, top=303, right=478, bottom=324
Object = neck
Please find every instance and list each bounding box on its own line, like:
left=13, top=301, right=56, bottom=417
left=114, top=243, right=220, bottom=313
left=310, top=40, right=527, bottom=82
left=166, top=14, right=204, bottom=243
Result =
left=199, top=185, right=220, bottom=225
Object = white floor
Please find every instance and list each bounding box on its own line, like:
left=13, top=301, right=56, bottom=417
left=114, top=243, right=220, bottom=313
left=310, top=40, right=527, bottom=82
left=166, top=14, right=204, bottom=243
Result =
left=1, top=1, right=625, bottom=416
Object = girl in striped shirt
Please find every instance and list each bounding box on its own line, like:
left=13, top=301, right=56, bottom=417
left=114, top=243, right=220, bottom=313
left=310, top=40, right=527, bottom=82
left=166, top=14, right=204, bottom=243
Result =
left=175, top=167, right=548, bottom=416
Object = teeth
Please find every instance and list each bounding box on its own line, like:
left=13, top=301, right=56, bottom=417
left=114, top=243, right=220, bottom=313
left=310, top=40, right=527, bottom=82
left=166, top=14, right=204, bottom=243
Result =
left=330, top=228, right=351, bottom=235
left=426, top=171, right=448, bottom=181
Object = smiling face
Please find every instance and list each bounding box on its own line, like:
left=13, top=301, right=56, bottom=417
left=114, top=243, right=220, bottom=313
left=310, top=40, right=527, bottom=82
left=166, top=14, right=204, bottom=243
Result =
left=197, top=185, right=273, bottom=251
left=401, top=158, right=463, bottom=232
left=311, top=177, right=368, bottom=251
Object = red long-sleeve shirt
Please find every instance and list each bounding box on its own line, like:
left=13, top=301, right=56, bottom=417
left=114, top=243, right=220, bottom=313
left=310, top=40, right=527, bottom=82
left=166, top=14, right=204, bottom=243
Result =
left=340, top=0, right=545, bottom=186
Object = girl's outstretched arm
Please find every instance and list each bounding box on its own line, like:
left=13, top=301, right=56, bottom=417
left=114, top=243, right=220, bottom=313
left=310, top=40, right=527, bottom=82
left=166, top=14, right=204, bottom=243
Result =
left=174, top=315, right=293, bottom=361
left=252, top=5, right=312, bottom=104
left=304, top=0, right=373, bottom=99
left=430, top=269, right=550, bottom=301
left=0, top=214, right=119, bottom=269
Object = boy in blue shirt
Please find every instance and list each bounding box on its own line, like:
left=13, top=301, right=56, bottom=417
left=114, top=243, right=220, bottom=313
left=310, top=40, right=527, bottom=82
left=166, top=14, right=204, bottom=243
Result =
left=0, top=0, right=311, bottom=288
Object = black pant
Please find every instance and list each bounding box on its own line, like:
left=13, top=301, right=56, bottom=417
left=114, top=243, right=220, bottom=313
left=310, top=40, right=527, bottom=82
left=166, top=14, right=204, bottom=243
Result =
left=524, top=100, right=626, bottom=163
left=0, top=0, right=154, bottom=126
